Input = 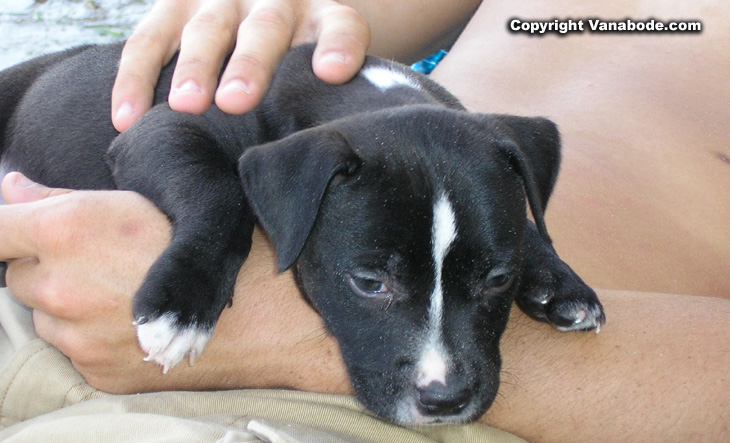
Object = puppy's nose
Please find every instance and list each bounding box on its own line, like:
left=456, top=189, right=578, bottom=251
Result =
left=417, top=381, right=470, bottom=416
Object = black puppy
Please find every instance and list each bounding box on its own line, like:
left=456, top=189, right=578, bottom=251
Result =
left=0, top=44, right=604, bottom=424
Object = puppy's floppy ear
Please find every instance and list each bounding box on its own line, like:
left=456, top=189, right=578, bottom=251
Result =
left=492, top=115, right=561, bottom=243
left=238, top=127, right=360, bottom=272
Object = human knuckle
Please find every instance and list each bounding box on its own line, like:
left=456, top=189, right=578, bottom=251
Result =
left=174, top=53, right=213, bottom=72
left=116, top=52, right=160, bottom=92
left=318, top=5, right=369, bottom=44
left=124, top=30, right=165, bottom=54
left=79, top=371, right=107, bottom=391
left=115, top=70, right=156, bottom=92
left=185, top=11, right=237, bottom=36
left=67, top=342, right=104, bottom=369
left=35, top=279, right=74, bottom=317
left=326, top=3, right=364, bottom=23
left=162, top=0, right=195, bottom=10
left=247, top=6, right=295, bottom=32
left=54, top=330, right=80, bottom=356
left=228, top=50, right=267, bottom=70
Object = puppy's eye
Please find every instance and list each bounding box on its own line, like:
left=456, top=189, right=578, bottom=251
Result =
left=484, top=267, right=515, bottom=295
left=346, top=273, right=391, bottom=300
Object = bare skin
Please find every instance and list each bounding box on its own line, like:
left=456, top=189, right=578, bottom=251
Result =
left=0, top=174, right=349, bottom=395
left=426, top=2, right=730, bottom=438
left=1, top=0, right=729, bottom=441
left=433, top=0, right=730, bottom=297
left=3, top=175, right=729, bottom=442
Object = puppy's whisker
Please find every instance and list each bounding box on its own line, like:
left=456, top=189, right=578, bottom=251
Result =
left=296, top=326, right=332, bottom=346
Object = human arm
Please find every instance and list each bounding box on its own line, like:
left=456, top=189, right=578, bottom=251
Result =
left=0, top=172, right=348, bottom=394
left=111, top=0, right=482, bottom=132
left=2, top=173, right=729, bottom=442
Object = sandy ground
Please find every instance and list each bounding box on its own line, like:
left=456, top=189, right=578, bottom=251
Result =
left=0, top=0, right=152, bottom=69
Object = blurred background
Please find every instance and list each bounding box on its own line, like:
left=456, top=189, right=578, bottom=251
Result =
left=0, top=0, right=153, bottom=69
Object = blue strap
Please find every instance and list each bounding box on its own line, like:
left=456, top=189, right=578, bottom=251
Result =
left=410, top=49, right=448, bottom=75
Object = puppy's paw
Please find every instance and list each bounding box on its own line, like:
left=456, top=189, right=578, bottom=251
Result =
left=135, top=313, right=213, bottom=373
left=521, top=290, right=605, bottom=332
left=516, top=262, right=606, bottom=333
left=131, top=253, right=236, bottom=373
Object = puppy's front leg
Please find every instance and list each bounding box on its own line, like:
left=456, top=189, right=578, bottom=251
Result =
left=516, top=221, right=606, bottom=332
left=108, top=106, right=256, bottom=372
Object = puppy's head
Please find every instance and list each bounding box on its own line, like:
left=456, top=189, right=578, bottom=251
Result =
left=238, top=106, right=560, bottom=424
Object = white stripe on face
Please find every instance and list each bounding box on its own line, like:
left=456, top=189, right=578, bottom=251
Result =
left=430, top=194, right=457, bottom=331
left=417, top=193, right=457, bottom=387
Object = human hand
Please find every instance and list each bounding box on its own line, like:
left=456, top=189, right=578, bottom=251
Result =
left=0, top=172, right=171, bottom=390
left=0, top=172, right=349, bottom=394
left=112, top=0, right=370, bottom=132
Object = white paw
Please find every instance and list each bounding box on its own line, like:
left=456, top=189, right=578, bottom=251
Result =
left=135, top=313, right=213, bottom=373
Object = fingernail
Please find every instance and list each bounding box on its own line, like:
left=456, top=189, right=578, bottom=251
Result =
left=319, top=51, right=348, bottom=66
left=173, top=79, right=204, bottom=95
left=220, top=79, right=251, bottom=95
left=114, top=101, right=134, bottom=122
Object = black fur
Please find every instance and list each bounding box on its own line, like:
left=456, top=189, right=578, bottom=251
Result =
left=0, top=43, right=604, bottom=423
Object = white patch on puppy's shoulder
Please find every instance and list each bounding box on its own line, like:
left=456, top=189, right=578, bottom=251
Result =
left=361, top=65, right=421, bottom=92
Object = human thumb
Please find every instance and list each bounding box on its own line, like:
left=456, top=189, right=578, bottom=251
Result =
left=1, top=172, right=73, bottom=204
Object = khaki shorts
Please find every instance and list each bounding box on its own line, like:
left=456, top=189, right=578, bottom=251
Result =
left=0, top=289, right=523, bottom=442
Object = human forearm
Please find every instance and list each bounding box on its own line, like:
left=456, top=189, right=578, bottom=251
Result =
left=5, top=174, right=725, bottom=441
left=0, top=173, right=348, bottom=395
left=141, top=227, right=352, bottom=396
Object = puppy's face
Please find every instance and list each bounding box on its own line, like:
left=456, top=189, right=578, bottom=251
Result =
left=296, top=163, right=523, bottom=423
left=239, top=107, right=560, bottom=424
